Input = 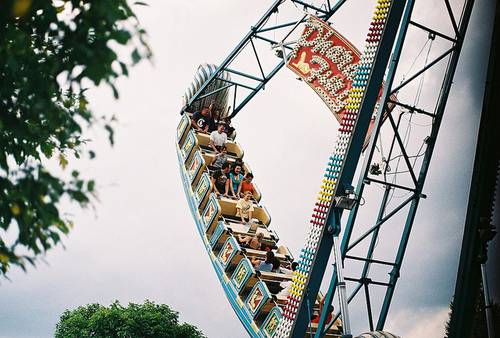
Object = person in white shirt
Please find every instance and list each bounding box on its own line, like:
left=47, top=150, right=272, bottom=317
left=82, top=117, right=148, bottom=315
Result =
left=236, top=191, right=254, bottom=224
left=277, top=262, right=298, bottom=298
left=209, top=123, right=228, bottom=153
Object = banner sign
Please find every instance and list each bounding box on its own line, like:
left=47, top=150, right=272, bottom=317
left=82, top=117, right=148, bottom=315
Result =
left=288, top=16, right=360, bottom=117
left=288, top=16, right=396, bottom=149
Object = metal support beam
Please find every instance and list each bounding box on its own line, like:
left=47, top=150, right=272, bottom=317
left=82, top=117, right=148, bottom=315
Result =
left=390, top=47, right=454, bottom=94
left=347, top=194, right=416, bottom=252
left=184, top=0, right=350, bottom=117
left=311, top=0, right=477, bottom=331
left=377, top=0, right=475, bottom=328
left=291, top=0, right=329, bottom=14
left=444, top=0, right=460, bottom=36
left=365, top=176, right=417, bottom=192
left=292, top=2, right=411, bottom=337
left=185, top=0, right=283, bottom=109
left=386, top=113, right=418, bottom=186
left=409, top=20, right=457, bottom=42
left=344, top=255, right=397, bottom=267
left=388, top=99, right=436, bottom=117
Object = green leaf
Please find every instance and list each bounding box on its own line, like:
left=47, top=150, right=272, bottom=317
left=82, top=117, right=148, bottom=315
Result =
left=72, top=191, right=89, bottom=204
left=131, top=48, right=141, bottom=65
left=58, top=154, right=68, bottom=170
left=110, top=83, right=119, bottom=99
left=40, top=143, right=54, bottom=158
left=105, top=124, right=115, bottom=146
left=113, top=30, right=131, bottom=45
left=119, top=62, right=128, bottom=77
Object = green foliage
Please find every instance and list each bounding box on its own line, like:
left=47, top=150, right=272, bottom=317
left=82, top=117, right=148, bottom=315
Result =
left=0, top=0, right=151, bottom=276
left=54, top=300, right=205, bottom=338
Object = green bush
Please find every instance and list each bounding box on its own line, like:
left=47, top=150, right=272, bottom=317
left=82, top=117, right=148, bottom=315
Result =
left=55, top=300, right=205, bottom=338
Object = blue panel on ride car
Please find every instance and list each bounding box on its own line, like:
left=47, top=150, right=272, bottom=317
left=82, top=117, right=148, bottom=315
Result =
left=245, top=281, right=271, bottom=318
left=201, top=194, right=221, bottom=233
left=209, top=221, right=226, bottom=248
left=186, top=150, right=204, bottom=184
left=217, top=236, right=240, bottom=270
left=193, top=173, right=211, bottom=208
left=261, top=306, right=282, bottom=338
left=177, top=114, right=191, bottom=145
left=230, top=258, right=254, bottom=293
left=180, top=130, right=197, bottom=163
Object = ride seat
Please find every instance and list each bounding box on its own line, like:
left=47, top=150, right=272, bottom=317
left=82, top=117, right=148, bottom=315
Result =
left=218, top=197, right=271, bottom=226
left=194, top=132, right=244, bottom=158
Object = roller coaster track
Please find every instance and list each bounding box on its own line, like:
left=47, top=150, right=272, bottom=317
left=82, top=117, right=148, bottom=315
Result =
left=176, top=0, right=475, bottom=337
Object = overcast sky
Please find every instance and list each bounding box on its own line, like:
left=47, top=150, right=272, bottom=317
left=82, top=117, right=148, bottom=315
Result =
left=0, top=1, right=496, bottom=337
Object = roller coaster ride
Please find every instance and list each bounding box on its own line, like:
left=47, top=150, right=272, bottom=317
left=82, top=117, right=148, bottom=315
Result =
left=175, top=0, right=483, bottom=337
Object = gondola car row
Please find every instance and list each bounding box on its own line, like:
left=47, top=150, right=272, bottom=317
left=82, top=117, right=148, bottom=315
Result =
left=176, top=113, right=342, bottom=337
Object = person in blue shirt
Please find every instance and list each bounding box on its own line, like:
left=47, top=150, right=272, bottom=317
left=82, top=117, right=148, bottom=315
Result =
left=228, top=164, right=244, bottom=198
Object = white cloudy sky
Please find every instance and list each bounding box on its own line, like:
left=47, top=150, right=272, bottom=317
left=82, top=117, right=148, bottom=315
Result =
left=0, top=1, right=496, bottom=338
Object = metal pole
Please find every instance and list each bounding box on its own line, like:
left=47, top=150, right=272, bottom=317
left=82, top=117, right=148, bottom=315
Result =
left=481, top=263, right=495, bottom=338
left=333, top=235, right=351, bottom=335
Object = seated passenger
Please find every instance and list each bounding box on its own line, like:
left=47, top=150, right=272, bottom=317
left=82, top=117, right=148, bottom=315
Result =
left=238, top=172, right=256, bottom=198
left=279, top=261, right=299, bottom=275
left=221, top=117, right=235, bottom=137
left=210, top=146, right=228, bottom=170
left=233, top=159, right=246, bottom=175
left=236, top=191, right=254, bottom=224
left=191, top=106, right=215, bottom=133
left=271, top=256, right=281, bottom=273
left=238, top=231, right=264, bottom=250
left=209, top=123, right=228, bottom=153
left=211, top=162, right=231, bottom=196
left=251, top=251, right=275, bottom=272
left=277, top=262, right=299, bottom=298
left=311, top=295, right=333, bottom=324
left=228, top=164, right=244, bottom=198
left=260, top=242, right=278, bottom=252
